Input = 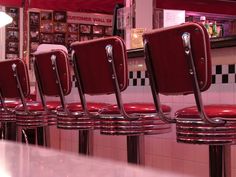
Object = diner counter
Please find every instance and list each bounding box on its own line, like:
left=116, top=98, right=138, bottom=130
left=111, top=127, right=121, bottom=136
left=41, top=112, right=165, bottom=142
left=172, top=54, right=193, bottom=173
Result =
left=127, top=35, right=236, bottom=58
left=0, top=140, right=191, bottom=177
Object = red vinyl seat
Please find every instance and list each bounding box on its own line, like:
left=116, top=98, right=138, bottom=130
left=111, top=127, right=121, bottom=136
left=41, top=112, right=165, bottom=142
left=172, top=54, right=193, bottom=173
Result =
left=71, top=36, right=172, bottom=164
left=0, top=99, right=21, bottom=121
left=143, top=22, right=236, bottom=177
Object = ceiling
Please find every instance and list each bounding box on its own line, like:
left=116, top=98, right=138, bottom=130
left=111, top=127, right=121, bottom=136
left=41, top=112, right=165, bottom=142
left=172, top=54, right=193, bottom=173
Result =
left=1, top=0, right=236, bottom=15
left=0, top=0, right=124, bottom=14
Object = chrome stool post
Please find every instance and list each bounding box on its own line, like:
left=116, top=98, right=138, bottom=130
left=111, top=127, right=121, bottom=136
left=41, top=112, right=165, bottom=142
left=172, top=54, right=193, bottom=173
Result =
left=127, top=135, right=145, bottom=164
left=209, top=145, right=231, bottom=177
left=78, top=129, right=93, bottom=155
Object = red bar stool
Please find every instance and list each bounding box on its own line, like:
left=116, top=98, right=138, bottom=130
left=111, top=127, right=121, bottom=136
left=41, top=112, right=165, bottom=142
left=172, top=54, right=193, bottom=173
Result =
left=33, top=48, right=109, bottom=155
left=0, top=59, right=54, bottom=145
left=143, top=22, right=236, bottom=177
left=0, top=99, right=20, bottom=140
left=71, top=37, right=172, bottom=164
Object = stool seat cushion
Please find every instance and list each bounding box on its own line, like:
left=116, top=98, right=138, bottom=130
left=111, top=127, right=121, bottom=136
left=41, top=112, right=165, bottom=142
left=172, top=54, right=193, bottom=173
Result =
left=57, top=102, right=109, bottom=112
left=99, top=103, right=171, bottom=114
left=0, top=100, right=21, bottom=108
left=15, top=101, right=61, bottom=111
left=175, top=104, right=236, bottom=118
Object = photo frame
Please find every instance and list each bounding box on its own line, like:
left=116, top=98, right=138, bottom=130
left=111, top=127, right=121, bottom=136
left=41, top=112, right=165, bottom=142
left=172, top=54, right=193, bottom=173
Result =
left=79, top=35, right=91, bottom=41
left=6, top=41, right=19, bottom=53
left=6, top=29, right=19, bottom=41
left=30, top=28, right=40, bottom=41
left=53, top=11, right=67, bottom=22
left=29, top=12, right=40, bottom=27
left=92, top=25, right=104, bottom=34
left=40, top=21, right=53, bottom=33
left=79, top=24, right=91, bottom=34
left=6, top=54, right=19, bottom=59
left=68, top=23, right=78, bottom=33
left=105, top=26, right=112, bottom=35
left=54, top=33, right=66, bottom=44
left=54, top=22, right=67, bottom=33
left=40, top=33, right=54, bottom=43
left=30, top=42, right=40, bottom=53
left=41, top=11, right=52, bottom=21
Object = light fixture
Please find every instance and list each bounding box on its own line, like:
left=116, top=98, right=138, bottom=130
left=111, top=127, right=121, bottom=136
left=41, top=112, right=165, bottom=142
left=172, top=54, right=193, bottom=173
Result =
left=0, top=11, right=13, bottom=28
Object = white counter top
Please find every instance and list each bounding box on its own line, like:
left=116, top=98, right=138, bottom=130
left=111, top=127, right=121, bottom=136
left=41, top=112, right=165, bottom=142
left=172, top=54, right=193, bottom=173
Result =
left=0, top=140, right=192, bottom=177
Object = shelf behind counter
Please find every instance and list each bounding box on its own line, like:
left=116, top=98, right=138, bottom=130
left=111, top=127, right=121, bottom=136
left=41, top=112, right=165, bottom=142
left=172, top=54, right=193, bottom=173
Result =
left=127, top=35, right=236, bottom=58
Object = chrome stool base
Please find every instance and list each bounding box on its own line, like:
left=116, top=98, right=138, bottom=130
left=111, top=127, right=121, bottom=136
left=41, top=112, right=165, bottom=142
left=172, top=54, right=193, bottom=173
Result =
left=176, top=118, right=235, bottom=177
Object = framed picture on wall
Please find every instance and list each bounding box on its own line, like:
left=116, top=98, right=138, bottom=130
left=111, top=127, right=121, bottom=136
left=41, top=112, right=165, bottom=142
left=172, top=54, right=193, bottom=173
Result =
left=53, top=11, right=67, bottom=22
left=40, top=21, right=53, bottom=33
left=41, top=11, right=52, bottom=21
left=79, top=35, right=91, bottom=41
left=30, top=41, right=40, bottom=53
left=30, top=28, right=40, bottom=41
left=105, top=26, right=112, bottom=35
left=68, top=23, right=78, bottom=33
left=54, top=33, right=66, bottom=44
left=6, top=41, right=19, bottom=53
left=29, top=12, right=40, bottom=27
left=6, top=54, right=19, bottom=59
left=40, top=33, right=54, bottom=43
left=92, top=25, right=104, bottom=34
left=79, top=24, right=91, bottom=34
left=6, top=29, right=19, bottom=41
left=54, top=22, right=67, bottom=33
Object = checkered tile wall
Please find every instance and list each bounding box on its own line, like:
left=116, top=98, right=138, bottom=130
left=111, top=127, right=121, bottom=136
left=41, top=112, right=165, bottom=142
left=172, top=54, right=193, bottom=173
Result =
left=129, top=64, right=236, bottom=86
left=73, top=64, right=236, bottom=87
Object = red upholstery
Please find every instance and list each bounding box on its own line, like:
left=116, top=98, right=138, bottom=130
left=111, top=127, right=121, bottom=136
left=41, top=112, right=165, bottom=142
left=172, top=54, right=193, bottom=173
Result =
left=100, top=103, right=171, bottom=114
left=176, top=104, right=236, bottom=119
left=143, top=22, right=211, bottom=95
left=15, top=101, right=61, bottom=111
left=57, top=102, right=109, bottom=112
left=0, top=59, right=30, bottom=98
left=71, top=36, right=128, bottom=95
left=34, top=50, right=72, bottom=96
left=0, top=100, right=21, bottom=108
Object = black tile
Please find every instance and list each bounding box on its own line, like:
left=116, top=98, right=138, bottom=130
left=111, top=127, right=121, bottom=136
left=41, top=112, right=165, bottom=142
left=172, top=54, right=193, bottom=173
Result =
left=129, top=71, right=133, bottom=78
left=212, top=75, right=215, bottom=84
left=216, top=65, right=222, bottom=74
left=222, top=74, right=228, bottom=83
left=133, top=79, right=137, bottom=86
left=141, top=78, right=145, bottom=86
left=137, top=71, right=141, bottom=78
left=229, top=64, right=235, bottom=73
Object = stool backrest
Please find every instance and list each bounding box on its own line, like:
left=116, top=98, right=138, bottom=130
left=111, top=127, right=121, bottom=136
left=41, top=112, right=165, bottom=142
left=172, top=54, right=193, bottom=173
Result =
left=143, top=22, right=212, bottom=95
left=34, top=49, right=71, bottom=96
left=0, top=59, right=30, bottom=98
left=71, top=36, right=128, bottom=95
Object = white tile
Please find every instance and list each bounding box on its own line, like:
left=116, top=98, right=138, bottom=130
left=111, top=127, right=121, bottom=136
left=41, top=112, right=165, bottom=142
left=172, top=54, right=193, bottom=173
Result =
left=221, top=65, right=228, bottom=74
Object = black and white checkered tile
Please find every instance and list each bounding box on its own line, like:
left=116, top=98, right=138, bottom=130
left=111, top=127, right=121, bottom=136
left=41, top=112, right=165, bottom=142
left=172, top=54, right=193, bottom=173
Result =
left=212, top=64, right=236, bottom=84
left=72, top=64, right=236, bottom=87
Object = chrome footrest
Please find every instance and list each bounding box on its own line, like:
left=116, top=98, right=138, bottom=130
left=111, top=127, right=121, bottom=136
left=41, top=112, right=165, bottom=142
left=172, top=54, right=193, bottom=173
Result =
left=57, top=115, right=93, bottom=130
left=99, top=114, right=172, bottom=135
left=176, top=118, right=236, bottom=145
left=0, top=113, right=16, bottom=122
